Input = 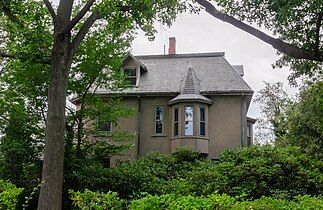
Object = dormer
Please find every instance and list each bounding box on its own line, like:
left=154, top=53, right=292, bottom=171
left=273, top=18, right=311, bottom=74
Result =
left=121, top=53, right=147, bottom=87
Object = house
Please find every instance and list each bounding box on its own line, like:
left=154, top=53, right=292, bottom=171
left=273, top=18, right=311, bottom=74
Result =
left=95, top=37, right=255, bottom=164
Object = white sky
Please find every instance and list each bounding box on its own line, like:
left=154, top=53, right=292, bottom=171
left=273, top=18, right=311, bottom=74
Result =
left=131, top=11, right=298, bottom=118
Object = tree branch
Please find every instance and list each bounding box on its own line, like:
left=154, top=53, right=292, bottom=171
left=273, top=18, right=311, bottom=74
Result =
left=314, top=13, right=322, bottom=56
left=65, top=0, right=96, bottom=32
left=1, top=5, right=24, bottom=28
left=71, top=13, right=101, bottom=56
left=43, top=0, right=58, bottom=23
left=195, top=0, right=323, bottom=61
left=0, top=50, right=51, bottom=64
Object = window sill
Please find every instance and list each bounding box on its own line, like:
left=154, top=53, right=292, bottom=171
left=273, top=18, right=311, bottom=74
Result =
left=95, top=131, right=112, bottom=137
left=151, top=134, right=167, bottom=137
left=171, top=136, right=209, bottom=140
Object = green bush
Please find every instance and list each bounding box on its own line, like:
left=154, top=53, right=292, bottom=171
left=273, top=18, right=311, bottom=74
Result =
left=105, top=147, right=204, bottom=199
left=0, top=179, right=24, bottom=210
left=129, top=193, right=323, bottom=210
left=184, top=145, right=323, bottom=199
left=70, top=189, right=124, bottom=210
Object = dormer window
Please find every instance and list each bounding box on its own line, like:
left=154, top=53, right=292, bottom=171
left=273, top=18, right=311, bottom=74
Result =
left=124, top=68, right=137, bottom=86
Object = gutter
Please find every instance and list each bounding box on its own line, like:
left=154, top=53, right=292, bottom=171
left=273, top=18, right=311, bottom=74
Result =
left=137, top=94, right=141, bottom=158
left=241, top=93, right=245, bottom=147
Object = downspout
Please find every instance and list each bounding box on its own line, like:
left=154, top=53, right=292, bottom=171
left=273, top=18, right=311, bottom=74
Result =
left=137, top=95, right=141, bottom=158
left=241, top=93, right=245, bottom=147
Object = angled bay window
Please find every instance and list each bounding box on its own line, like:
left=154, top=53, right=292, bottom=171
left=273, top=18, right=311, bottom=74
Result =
left=155, top=106, right=164, bottom=134
left=124, top=67, right=137, bottom=85
left=185, top=106, right=193, bottom=135
left=174, top=108, right=179, bottom=136
left=200, top=107, right=206, bottom=136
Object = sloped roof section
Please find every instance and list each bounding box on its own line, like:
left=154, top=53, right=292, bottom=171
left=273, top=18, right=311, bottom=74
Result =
left=169, top=66, right=212, bottom=105
left=181, top=66, right=200, bottom=94
left=95, top=52, right=253, bottom=95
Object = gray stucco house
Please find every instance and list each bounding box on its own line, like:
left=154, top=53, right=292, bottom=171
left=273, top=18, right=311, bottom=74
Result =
left=95, top=37, right=255, bottom=164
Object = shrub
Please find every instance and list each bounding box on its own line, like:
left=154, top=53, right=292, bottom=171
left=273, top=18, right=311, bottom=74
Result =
left=179, top=145, right=323, bottom=199
left=106, top=147, right=204, bottom=199
left=129, top=193, right=323, bottom=210
left=69, top=189, right=124, bottom=210
left=0, top=179, right=24, bottom=210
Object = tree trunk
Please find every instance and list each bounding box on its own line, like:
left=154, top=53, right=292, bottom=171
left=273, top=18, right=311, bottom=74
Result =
left=37, top=30, right=72, bottom=210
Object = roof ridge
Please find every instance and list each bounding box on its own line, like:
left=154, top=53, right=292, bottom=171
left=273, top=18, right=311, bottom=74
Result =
left=135, top=52, right=225, bottom=59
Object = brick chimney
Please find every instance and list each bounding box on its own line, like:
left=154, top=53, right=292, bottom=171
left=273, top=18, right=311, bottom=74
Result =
left=168, top=37, right=176, bottom=55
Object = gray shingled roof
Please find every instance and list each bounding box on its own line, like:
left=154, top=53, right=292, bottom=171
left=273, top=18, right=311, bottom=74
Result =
left=96, top=52, right=252, bottom=95
left=169, top=66, right=212, bottom=105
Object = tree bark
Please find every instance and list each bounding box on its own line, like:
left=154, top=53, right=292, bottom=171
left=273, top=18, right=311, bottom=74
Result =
left=37, top=29, right=72, bottom=210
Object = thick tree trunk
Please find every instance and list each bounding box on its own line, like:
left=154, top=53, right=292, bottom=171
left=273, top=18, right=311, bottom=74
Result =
left=38, top=31, right=72, bottom=210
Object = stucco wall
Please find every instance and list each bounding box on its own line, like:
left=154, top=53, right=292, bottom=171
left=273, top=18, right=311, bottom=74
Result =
left=207, top=95, right=244, bottom=159
left=105, top=94, right=249, bottom=165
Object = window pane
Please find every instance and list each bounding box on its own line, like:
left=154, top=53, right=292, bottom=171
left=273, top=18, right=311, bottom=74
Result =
left=124, top=68, right=137, bottom=85
left=174, top=108, right=179, bottom=136
left=174, top=108, right=178, bottom=121
left=128, top=78, right=136, bottom=85
left=174, top=122, right=178, bottom=136
left=185, top=106, right=193, bottom=135
left=124, top=68, right=136, bottom=76
left=200, top=108, right=205, bottom=121
left=155, top=106, right=163, bottom=134
left=200, top=122, right=205, bottom=136
left=200, top=107, right=205, bottom=136
left=156, top=121, right=163, bottom=133
left=99, top=122, right=111, bottom=132
left=247, top=125, right=250, bottom=137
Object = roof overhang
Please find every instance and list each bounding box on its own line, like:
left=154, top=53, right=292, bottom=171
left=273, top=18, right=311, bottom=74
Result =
left=122, top=53, right=147, bottom=72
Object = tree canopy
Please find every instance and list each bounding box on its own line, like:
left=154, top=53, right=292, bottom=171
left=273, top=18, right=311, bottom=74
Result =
left=196, top=0, right=323, bottom=83
left=0, top=1, right=187, bottom=209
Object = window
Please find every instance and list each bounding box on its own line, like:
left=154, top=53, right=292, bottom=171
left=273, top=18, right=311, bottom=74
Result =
left=200, top=107, right=206, bottom=136
left=185, top=106, right=193, bottom=135
left=155, top=106, right=164, bottom=134
left=98, top=121, right=111, bottom=132
left=247, top=125, right=251, bottom=146
left=174, top=108, right=179, bottom=136
left=124, top=68, right=137, bottom=85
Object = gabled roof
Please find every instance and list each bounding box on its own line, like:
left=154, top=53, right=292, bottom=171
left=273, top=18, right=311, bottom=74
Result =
left=95, top=52, right=253, bottom=95
left=122, top=53, right=147, bottom=72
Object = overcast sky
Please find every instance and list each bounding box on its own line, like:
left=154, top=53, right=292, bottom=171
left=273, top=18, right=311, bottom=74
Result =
left=130, top=11, right=298, bottom=118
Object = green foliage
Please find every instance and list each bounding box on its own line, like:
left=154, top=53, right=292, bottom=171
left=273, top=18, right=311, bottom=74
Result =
left=254, top=81, right=292, bottom=144
left=0, top=100, right=42, bottom=186
left=129, top=193, right=323, bottom=210
left=285, top=81, right=323, bottom=158
left=71, top=145, right=323, bottom=202
left=212, top=145, right=323, bottom=199
left=106, top=148, right=203, bottom=199
left=0, top=179, right=24, bottom=210
left=214, top=0, right=323, bottom=82
left=70, top=189, right=124, bottom=210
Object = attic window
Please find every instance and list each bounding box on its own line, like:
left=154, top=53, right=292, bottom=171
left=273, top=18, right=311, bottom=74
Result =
left=124, top=68, right=137, bottom=86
